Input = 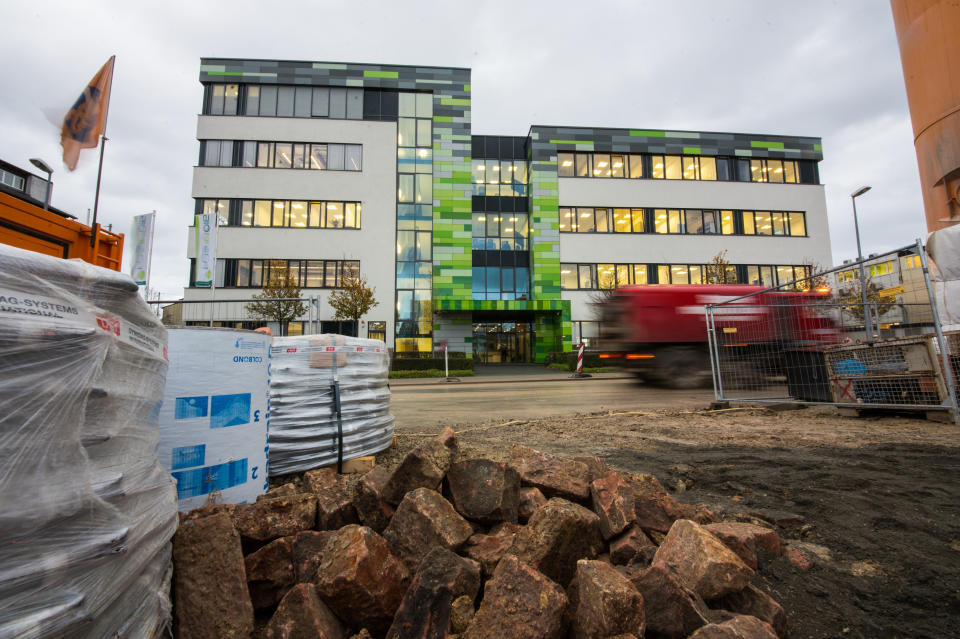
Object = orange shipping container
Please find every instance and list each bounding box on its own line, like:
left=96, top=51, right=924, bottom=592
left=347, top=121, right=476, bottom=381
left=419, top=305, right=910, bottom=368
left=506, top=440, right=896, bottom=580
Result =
left=0, top=190, right=123, bottom=271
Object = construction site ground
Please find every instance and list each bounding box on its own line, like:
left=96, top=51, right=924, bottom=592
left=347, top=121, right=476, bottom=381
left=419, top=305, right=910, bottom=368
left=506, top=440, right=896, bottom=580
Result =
left=385, top=372, right=960, bottom=639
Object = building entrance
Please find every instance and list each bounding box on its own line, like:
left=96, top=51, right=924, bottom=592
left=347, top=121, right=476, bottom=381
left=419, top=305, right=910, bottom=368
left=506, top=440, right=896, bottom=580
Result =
left=472, top=322, right=533, bottom=363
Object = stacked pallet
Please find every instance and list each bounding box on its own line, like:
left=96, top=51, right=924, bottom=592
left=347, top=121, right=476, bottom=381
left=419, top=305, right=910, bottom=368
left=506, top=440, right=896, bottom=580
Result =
left=268, top=334, right=394, bottom=475
left=0, top=245, right=177, bottom=638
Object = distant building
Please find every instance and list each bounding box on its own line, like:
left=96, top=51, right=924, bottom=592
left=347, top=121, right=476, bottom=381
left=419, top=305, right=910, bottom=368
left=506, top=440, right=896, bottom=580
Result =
left=0, top=158, right=123, bottom=269
left=185, top=58, right=831, bottom=360
left=835, top=251, right=933, bottom=331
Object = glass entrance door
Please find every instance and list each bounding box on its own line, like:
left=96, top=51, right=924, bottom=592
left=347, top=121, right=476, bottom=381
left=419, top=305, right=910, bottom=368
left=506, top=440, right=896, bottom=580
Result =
left=472, top=322, right=533, bottom=363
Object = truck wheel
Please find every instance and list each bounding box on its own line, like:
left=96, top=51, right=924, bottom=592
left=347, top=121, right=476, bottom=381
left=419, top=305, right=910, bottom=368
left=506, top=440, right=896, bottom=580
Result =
left=651, top=347, right=712, bottom=389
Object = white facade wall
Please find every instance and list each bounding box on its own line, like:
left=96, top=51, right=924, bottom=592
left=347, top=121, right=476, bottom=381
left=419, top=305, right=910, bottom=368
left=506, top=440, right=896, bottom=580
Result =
left=558, top=177, right=832, bottom=323
left=185, top=116, right=397, bottom=344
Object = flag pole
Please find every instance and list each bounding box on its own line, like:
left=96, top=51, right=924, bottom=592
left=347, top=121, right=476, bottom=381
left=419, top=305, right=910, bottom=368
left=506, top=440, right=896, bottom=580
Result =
left=89, top=55, right=116, bottom=248
left=146, top=210, right=156, bottom=293
left=90, top=135, right=108, bottom=247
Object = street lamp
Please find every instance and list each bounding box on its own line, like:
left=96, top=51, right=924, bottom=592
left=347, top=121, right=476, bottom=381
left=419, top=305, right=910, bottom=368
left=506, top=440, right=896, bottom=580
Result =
left=851, top=185, right=872, bottom=339
left=29, top=158, right=53, bottom=211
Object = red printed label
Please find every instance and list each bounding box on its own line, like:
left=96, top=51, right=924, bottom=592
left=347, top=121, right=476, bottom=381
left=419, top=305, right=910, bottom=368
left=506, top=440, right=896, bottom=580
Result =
left=286, top=348, right=297, bottom=353
left=96, top=315, right=121, bottom=336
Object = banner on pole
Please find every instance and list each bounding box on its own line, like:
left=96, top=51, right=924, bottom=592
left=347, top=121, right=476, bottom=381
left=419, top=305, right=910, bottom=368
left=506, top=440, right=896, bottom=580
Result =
left=194, top=214, right=217, bottom=287
left=130, top=212, right=155, bottom=285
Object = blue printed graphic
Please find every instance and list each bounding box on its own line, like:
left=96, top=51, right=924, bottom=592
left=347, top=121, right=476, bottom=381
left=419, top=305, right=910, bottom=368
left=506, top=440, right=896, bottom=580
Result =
left=210, top=393, right=251, bottom=429
left=171, top=444, right=206, bottom=470
left=172, top=458, right=248, bottom=499
left=175, top=396, right=208, bottom=419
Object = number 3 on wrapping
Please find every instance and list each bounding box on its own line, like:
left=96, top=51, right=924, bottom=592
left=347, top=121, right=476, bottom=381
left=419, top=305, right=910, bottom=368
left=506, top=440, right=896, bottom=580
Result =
left=254, top=409, right=260, bottom=422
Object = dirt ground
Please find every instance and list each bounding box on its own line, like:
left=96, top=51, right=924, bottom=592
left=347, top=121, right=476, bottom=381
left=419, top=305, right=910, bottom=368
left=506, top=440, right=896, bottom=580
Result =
left=380, top=405, right=960, bottom=639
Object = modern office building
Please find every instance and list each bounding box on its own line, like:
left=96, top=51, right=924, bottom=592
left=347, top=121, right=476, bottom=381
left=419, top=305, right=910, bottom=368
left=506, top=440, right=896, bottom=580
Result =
left=185, top=58, right=831, bottom=362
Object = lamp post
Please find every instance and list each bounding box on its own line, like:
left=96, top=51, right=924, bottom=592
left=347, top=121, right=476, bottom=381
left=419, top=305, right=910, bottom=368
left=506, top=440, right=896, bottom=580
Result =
left=851, top=185, right=872, bottom=339
left=29, top=158, right=53, bottom=211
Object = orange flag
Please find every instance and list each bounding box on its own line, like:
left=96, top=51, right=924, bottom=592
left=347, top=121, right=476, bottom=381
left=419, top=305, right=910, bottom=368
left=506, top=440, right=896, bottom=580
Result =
left=61, top=56, right=115, bottom=171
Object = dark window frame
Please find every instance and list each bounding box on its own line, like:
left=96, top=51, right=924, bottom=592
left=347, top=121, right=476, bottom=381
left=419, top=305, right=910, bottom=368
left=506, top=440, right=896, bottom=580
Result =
left=553, top=150, right=818, bottom=185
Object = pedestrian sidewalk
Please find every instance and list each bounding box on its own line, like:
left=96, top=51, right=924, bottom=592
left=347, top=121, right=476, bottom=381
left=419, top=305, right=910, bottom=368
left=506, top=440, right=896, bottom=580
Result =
left=389, top=364, right=632, bottom=388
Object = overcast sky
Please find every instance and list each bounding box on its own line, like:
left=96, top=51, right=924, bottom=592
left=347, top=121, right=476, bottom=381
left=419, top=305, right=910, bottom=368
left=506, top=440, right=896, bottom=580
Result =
left=2, top=0, right=924, bottom=299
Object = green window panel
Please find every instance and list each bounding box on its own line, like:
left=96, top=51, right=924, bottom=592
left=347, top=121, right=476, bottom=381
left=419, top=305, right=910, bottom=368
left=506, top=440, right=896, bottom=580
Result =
left=751, top=140, right=785, bottom=149
left=629, top=130, right=665, bottom=137
left=683, top=147, right=702, bottom=155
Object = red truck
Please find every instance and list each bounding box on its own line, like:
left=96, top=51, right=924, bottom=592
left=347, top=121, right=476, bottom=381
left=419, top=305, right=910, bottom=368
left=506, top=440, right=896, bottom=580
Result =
left=598, top=284, right=839, bottom=389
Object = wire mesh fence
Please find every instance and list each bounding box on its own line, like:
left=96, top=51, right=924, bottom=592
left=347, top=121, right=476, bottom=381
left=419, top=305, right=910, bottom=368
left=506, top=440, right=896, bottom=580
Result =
left=707, top=240, right=959, bottom=422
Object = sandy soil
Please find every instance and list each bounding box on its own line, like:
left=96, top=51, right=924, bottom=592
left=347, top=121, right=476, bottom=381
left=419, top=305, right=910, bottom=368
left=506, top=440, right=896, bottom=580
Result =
left=382, top=405, right=960, bottom=639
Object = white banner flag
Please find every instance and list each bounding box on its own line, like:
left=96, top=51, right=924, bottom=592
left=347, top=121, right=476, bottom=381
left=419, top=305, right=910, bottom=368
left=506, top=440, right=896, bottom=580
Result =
left=194, top=213, right=217, bottom=287
left=129, top=212, right=155, bottom=286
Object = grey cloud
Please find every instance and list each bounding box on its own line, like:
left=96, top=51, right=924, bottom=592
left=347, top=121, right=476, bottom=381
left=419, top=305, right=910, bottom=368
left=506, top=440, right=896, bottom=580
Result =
left=0, top=0, right=928, bottom=297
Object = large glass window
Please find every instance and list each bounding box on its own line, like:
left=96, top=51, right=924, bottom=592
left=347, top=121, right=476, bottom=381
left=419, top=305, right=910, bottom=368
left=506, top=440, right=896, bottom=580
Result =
left=541, top=150, right=811, bottom=184
left=613, top=208, right=632, bottom=233
left=216, top=199, right=362, bottom=228
left=577, top=208, right=596, bottom=233
left=470, top=159, right=529, bottom=197
left=210, top=258, right=359, bottom=288
left=789, top=212, right=806, bottom=236
left=207, top=139, right=360, bottom=171
left=593, top=154, right=611, bottom=178
left=650, top=155, right=665, bottom=179
left=654, top=209, right=668, bottom=234
left=664, top=156, right=682, bottom=180
left=578, top=264, right=595, bottom=289
left=277, top=87, right=295, bottom=117
left=699, top=156, right=717, bottom=180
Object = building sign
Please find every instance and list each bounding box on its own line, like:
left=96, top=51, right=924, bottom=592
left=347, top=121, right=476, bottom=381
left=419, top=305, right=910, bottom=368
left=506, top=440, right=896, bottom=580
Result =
left=194, top=213, right=217, bottom=287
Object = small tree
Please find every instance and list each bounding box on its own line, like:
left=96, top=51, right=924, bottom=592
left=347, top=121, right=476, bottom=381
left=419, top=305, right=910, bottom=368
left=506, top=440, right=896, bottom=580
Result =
left=245, top=259, right=307, bottom=336
left=838, top=278, right=898, bottom=322
left=328, top=275, right=379, bottom=335
left=799, top=259, right=831, bottom=292
left=704, top=250, right=736, bottom=284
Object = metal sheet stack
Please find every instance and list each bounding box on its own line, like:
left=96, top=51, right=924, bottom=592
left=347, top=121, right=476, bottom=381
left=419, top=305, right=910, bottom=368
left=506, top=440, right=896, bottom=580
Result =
left=268, top=334, right=394, bottom=475
left=0, top=244, right=177, bottom=639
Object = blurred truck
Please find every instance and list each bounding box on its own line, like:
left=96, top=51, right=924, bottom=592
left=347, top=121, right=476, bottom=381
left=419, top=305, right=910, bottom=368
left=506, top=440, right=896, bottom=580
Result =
left=598, top=284, right=839, bottom=389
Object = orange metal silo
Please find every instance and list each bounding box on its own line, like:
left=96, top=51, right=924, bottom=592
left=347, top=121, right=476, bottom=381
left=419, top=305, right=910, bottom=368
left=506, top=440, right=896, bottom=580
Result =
left=891, top=0, right=960, bottom=231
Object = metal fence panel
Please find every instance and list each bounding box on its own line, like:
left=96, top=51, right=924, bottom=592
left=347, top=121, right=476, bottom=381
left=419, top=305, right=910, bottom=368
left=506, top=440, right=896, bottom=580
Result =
left=708, top=240, right=959, bottom=422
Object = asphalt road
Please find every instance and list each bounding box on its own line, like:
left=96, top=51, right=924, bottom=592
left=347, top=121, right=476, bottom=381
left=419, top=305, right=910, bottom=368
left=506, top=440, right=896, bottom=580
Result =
left=390, top=377, right=717, bottom=428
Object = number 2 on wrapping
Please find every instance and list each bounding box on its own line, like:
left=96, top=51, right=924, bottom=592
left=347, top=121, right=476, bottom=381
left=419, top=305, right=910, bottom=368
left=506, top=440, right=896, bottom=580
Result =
left=254, top=410, right=260, bottom=422
left=252, top=467, right=258, bottom=479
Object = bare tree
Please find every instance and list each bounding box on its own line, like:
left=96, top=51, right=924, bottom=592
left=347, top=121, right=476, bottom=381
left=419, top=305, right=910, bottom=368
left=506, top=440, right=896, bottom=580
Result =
left=799, top=259, right=832, bottom=292
left=245, top=260, right=307, bottom=336
left=328, top=275, right=379, bottom=335
left=704, top=250, right=736, bottom=284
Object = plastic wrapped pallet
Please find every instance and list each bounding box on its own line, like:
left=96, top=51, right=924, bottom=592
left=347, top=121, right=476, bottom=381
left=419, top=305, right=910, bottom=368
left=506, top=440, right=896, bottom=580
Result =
left=158, top=327, right=271, bottom=512
left=268, top=334, right=394, bottom=475
left=0, top=244, right=177, bottom=639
